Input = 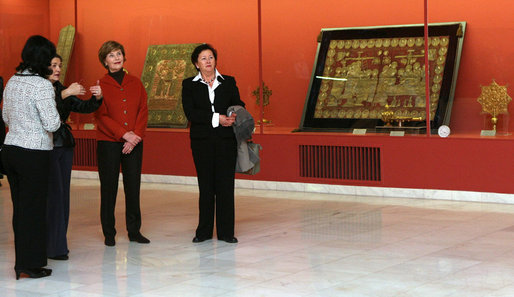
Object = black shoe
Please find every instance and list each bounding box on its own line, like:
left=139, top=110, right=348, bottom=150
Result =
left=105, top=237, right=115, bottom=246
left=48, top=254, right=69, bottom=260
left=192, top=236, right=210, bottom=243
left=218, top=237, right=238, bottom=243
left=129, top=234, right=150, bottom=244
left=15, top=267, right=52, bottom=280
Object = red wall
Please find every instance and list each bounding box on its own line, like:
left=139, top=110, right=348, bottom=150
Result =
left=6, top=0, right=514, bottom=132
left=50, top=0, right=260, bottom=125
left=259, top=0, right=514, bottom=132
left=2, top=1, right=514, bottom=195
left=0, top=0, right=50, bottom=82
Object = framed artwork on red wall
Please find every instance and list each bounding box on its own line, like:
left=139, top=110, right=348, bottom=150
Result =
left=297, top=22, right=465, bottom=134
left=56, top=25, right=75, bottom=85
left=141, top=43, right=201, bottom=128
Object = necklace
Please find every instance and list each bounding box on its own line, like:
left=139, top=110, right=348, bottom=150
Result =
left=202, top=75, right=215, bottom=84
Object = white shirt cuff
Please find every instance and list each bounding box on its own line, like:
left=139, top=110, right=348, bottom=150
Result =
left=212, top=113, right=220, bottom=128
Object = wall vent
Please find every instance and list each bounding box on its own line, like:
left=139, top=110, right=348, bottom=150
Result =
left=299, top=145, right=381, bottom=181
left=73, top=137, right=97, bottom=168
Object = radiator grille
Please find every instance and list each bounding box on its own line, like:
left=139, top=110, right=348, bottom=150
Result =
left=73, top=138, right=97, bottom=168
left=299, top=145, right=381, bottom=181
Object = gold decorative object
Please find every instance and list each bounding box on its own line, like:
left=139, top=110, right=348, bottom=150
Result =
left=312, top=35, right=445, bottom=122
left=252, top=82, right=272, bottom=125
left=56, top=25, right=75, bottom=84
left=381, top=105, right=422, bottom=127
left=141, top=43, right=201, bottom=127
left=381, top=105, right=394, bottom=126
left=395, top=116, right=423, bottom=127
left=477, top=80, right=511, bottom=131
left=298, top=22, right=465, bottom=132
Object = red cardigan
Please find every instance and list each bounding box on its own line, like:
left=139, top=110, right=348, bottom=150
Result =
left=95, top=72, right=148, bottom=142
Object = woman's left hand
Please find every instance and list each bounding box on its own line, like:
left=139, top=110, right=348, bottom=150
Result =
left=90, top=80, right=103, bottom=99
left=61, top=82, right=86, bottom=99
left=220, top=113, right=236, bottom=127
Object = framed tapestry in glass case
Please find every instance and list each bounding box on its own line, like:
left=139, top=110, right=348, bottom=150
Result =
left=141, top=43, right=201, bottom=128
left=297, top=22, right=465, bottom=134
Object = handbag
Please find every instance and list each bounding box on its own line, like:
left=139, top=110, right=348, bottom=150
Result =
left=53, top=123, right=75, bottom=147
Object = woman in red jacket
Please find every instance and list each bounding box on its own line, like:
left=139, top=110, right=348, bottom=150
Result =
left=95, top=40, right=149, bottom=246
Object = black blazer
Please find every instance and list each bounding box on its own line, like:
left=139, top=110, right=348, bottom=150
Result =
left=182, top=75, right=245, bottom=139
left=52, top=81, right=103, bottom=147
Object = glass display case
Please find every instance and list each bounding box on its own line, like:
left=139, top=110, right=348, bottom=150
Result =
left=43, top=0, right=513, bottom=137
left=297, top=22, right=464, bottom=134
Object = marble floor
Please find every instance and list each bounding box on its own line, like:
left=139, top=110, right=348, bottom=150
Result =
left=1, top=179, right=514, bottom=296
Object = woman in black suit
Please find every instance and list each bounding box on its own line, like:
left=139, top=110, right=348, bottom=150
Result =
left=182, top=44, right=245, bottom=243
left=46, top=54, right=103, bottom=260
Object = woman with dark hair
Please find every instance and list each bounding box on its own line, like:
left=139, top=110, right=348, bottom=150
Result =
left=1, top=35, right=61, bottom=279
left=46, top=54, right=103, bottom=260
left=95, top=40, right=149, bottom=246
left=182, top=44, right=245, bottom=243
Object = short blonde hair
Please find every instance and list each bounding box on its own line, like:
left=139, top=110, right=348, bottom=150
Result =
left=98, top=40, right=126, bottom=69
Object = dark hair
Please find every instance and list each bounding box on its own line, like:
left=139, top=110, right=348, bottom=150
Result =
left=191, top=44, right=217, bottom=69
left=16, top=35, right=56, bottom=77
left=98, top=41, right=126, bottom=69
left=53, top=54, right=63, bottom=61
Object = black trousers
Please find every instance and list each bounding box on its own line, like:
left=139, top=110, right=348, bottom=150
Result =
left=1, top=145, right=50, bottom=270
left=46, top=147, right=73, bottom=257
left=97, top=141, right=143, bottom=238
left=191, top=136, right=237, bottom=239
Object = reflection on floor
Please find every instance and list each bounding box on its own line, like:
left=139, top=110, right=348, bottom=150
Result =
left=1, top=178, right=514, bottom=296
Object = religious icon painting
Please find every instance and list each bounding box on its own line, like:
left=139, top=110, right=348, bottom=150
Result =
left=56, top=25, right=75, bottom=84
left=141, top=43, right=201, bottom=127
left=298, top=22, right=466, bottom=134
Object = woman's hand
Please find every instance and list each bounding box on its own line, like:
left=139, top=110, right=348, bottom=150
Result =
left=220, top=113, right=236, bottom=127
left=122, top=131, right=141, bottom=154
left=89, top=80, right=103, bottom=99
left=122, top=131, right=142, bottom=146
left=62, top=82, right=86, bottom=99
left=122, top=141, right=135, bottom=154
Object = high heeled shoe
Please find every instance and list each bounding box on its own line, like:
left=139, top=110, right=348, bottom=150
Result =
left=15, top=267, right=52, bottom=280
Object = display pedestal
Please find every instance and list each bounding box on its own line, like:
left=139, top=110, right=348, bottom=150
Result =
left=481, top=113, right=510, bottom=136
